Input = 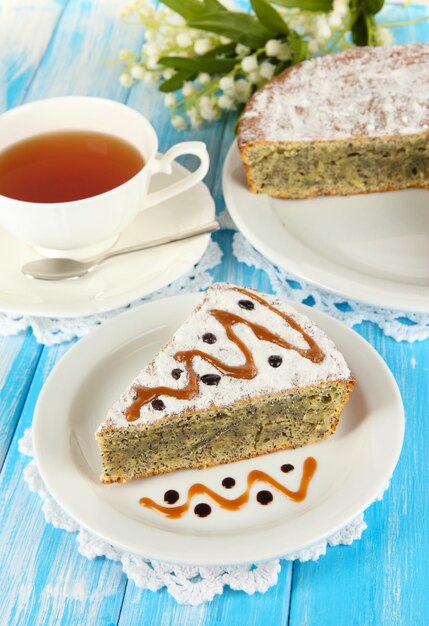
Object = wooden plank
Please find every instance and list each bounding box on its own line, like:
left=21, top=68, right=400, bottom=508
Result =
left=119, top=90, right=294, bottom=625
left=0, top=332, right=42, bottom=467
left=0, top=2, right=143, bottom=624
left=117, top=564, right=292, bottom=625
left=0, top=344, right=126, bottom=626
left=24, top=0, right=145, bottom=103
left=289, top=324, right=429, bottom=626
left=2, top=0, right=69, bottom=112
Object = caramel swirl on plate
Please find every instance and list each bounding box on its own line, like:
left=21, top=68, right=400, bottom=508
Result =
left=139, top=457, right=317, bottom=519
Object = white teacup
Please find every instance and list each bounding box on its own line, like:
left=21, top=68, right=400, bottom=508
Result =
left=0, top=97, right=210, bottom=259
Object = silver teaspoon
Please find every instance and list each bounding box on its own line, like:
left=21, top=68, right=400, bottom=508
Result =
left=22, top=220, right=220, bottom=281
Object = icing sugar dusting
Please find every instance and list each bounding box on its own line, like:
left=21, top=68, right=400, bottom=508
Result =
left=238, top=44, right=429, bottom=143
left=100, top=283, right=351, bottom=430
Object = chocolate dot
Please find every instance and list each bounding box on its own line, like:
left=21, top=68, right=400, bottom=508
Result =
left=200, top=373, right=221, bottom=386
left=268, top=355, right=282, bottom=368
left=202, top=332, right=217, bottom=344
left=171, top=368, right=182, bottom=380
left=281, top=463, right=294, bottom=473
left=222, top=477, right=236, bottom=489
left=238, top=299, right=255, bottom=310
left=151, top=398, right=165, bottom=411
left=256, top=490, right=273, bottom=505
left=164, top=489, right=179, bottom=504
left=194, top=503, right=212, bottom=517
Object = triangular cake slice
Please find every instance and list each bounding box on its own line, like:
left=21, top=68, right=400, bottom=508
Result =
left=96, top=283, right=354, bottom=483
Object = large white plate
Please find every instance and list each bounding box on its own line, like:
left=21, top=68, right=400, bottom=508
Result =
left=33, top=292, right=404, bottom=565
left=0, top=156, right=214, bottom=318
left=223, top=141, right=429, bottom=313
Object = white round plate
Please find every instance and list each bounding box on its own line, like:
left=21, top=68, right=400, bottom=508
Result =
left=33, top=292, right=404, bottom=566
left=223, top=141, right=429, bottom=312
left=0, top=156, right=214, bottom=318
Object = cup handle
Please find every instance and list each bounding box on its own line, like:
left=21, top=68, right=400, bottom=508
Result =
left=142, top=141, right=210, bottom=210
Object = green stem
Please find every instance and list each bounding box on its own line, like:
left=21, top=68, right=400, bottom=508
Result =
left=377, top=15, right=429, bottom=27
left=325, top=12, right=357, bottom=52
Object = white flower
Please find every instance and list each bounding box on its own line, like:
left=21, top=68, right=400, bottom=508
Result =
left=219, top=76, right=234, bottom=92
left=164, top=93, right=176, bottom=107
left=147, top=56, right=160, bottom=70
left=194, top=38, right=212, bottom=55
left=182, top=81, right=195, bottom=97
left=119, top=72, right=133, bottom=87
left=143, top=71, right=157, bottom=83
left=171, top=115, right=187, bottom=130
left=328, top=13, right=342, bottom=28
left=218, top=94, right=234, bottom=110
left=176, top=32, right=192, bottom=48
left=234, top=78, right=251, bottom=102
left=163, top=69, right=175, bottom=80
left=199, top=96, right=212, bottom=108
left=376, top=26, right=394, bottom=46
left=316, top=17, right=331, bottom=40
left=188, top=107, right=203, bottom=129
left=119, top=49, right=131, bottom=61
left=259, top=61, right=275, bottom=79
left=333, top=0, right=349, bottom=17
left=235, top=44, right=251, bottom=57
left=277, top=44, right=292, bottom=61
left=265, top=39, right=282, bottom=57
left=200, top=105, right=218, bottom=121
left=130, top=64, right=146, bottom=79
left=241, top=55, right=258, bottom=73
left=248, top=70, right=261, bottom=84
left=197, top=72, right=211, bottom=85
left=144, top=43, right=160, bottom=57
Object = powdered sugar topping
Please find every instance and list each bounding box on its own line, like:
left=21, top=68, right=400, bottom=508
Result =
left=238, top=44, right=429, bottom=143
left=101, top=283, right=351, bottom=429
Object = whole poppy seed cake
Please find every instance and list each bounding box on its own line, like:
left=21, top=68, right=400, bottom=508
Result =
left=237, top=44, right=429, bottom=199
left=96, top=283, right=354, bottom=484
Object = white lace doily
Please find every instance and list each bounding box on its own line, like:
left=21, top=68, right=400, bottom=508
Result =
left=231, top=229, right=429, bottom=343
left=0, top=239, right=222, bottom=345
left=2, top=218, right=427, bottom=344
left=19, top=428, right=389, bottom=606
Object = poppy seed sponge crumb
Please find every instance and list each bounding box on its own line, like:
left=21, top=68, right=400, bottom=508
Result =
left=96, top=380, right=353, bottom=483
left=238, top=44, right=429, bottom=199
left=96, top=283, right=354, bottom=484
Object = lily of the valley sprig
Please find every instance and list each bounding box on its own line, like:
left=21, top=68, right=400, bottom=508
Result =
left=118, top=0, right=393, bottom=129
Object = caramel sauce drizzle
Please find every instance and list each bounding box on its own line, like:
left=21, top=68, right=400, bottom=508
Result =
left=126, top=287, right=324, bottom=421
left=139, top=457, right=317, bottom=518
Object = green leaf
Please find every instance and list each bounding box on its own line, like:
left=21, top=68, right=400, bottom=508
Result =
left=203, top=0, right=228, bottom=11
left=362, top=0, right=384, bottom=14
left=159, top=70, right=194, bottom=92
left=351, top=10, right=369, bottom=45
left=272, top=0, right=333, bottom=12
left=159, top=55, right=237, bottom=73
left=160, top=0, right=204, bottom=20
left=288, top=31, right=308, bottom=63
left=203, top=42, right=237, bottom=57
left=188, top=12, right=270, bottom=48
left=250, top=0, right=289, bottom=35
left=274, top=59, right=292, bottom=75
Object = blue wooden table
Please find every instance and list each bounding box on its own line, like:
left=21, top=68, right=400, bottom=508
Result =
left=1, top=2, right=428, bottom=624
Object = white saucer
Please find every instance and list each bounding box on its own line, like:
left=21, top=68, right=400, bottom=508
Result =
left=33, top=293, right=404, bottom=566
left=0, top=156, right=215, bottom=318
left=223, top=141, right=429, bottom=312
